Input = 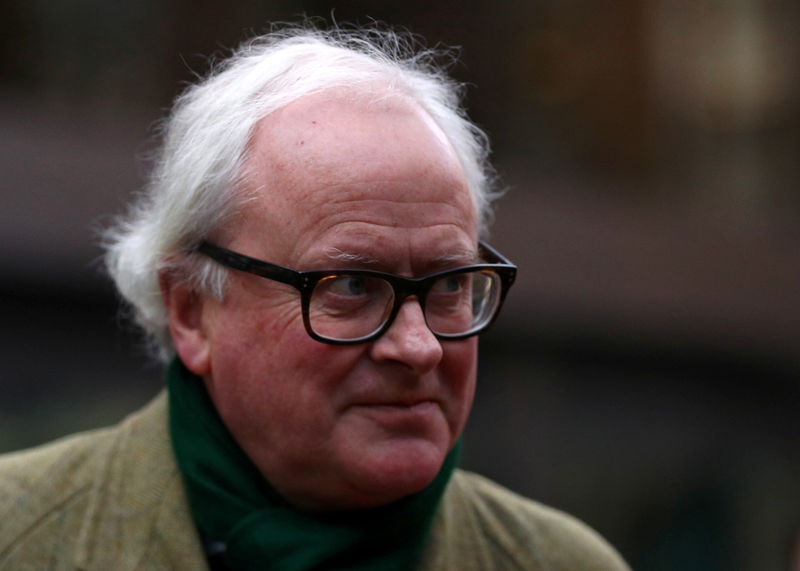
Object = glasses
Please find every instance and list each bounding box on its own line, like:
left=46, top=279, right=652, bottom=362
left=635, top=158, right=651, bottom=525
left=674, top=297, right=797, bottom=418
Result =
left=197, top=241, right=516, bottom=345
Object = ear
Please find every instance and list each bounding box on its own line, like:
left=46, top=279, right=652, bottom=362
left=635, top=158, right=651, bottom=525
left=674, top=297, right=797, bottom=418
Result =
left=159, top=270, right=212, bottom=376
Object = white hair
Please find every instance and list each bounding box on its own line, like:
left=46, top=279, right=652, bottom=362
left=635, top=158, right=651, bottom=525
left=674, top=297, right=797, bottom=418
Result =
left=103, top=23, right=501, bottom=359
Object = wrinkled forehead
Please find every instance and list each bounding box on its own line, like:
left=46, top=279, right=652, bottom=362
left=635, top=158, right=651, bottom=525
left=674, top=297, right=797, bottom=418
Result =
left=225, top=87, right=477, bottom=257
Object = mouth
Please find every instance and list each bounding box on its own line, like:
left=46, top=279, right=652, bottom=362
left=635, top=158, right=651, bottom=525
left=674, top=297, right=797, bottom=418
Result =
left=351, top=400, right=441, bottom=424
left=352, top=395, right=439, bottom=410
left=361, top=400, right=438, bottom=412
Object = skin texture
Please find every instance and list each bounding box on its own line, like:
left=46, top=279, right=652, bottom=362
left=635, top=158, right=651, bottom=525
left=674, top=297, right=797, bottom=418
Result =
left=162, top=88, right=479, bottom=511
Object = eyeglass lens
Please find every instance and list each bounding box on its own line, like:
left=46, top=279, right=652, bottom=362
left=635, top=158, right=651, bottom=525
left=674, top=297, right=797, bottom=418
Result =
left=307, top=269, right=502, bottom=341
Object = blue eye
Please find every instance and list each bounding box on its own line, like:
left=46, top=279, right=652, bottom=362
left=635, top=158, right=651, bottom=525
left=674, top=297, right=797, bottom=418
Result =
left=431, top=274, right=468, bottom=294
left=443, top=276, right=463, bottom=292
left=328, top=276, right=367, bottom=297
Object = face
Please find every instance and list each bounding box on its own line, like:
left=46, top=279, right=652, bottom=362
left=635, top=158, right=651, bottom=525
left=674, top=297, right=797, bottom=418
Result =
left=173, top=89, right=479, bottom=511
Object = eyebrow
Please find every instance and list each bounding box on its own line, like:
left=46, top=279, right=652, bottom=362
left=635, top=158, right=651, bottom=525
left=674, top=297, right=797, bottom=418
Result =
left=324, top=248, right=380, bottom=265
left=432, top=249, right=479, bottom=265
left=323, top=247, right=478, bottom=268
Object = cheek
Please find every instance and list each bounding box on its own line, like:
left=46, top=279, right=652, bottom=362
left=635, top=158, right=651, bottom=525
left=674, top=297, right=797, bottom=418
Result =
left=203, top=296, right=302, bottom=417
left=206, top=284, right=305, bottom=374
left=209, top=307, right=363, bottom=426
left=440, top=338, right=478, bottom=435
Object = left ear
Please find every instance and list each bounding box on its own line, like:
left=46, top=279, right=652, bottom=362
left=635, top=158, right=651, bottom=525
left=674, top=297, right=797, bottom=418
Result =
left=159, top=270, right=212, bottom=376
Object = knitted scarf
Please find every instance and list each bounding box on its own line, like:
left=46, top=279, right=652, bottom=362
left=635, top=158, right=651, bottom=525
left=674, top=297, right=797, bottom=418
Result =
left=167, top=358, right=459, bottom=570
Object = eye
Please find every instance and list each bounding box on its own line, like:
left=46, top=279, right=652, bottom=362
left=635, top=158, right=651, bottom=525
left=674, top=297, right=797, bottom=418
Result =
left=327, top=276, right=367, bottom=297
left=431, top=274, right=469, bottom=295
left=311, top=275, right=393, bottom=321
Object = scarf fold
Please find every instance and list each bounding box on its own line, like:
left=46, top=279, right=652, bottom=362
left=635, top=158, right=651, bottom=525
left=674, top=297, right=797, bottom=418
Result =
left=167, top=358, right=459, bottom=570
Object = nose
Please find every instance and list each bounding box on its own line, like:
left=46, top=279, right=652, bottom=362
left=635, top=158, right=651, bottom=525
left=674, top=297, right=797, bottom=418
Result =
left=369, top=298, right=443, bottom=374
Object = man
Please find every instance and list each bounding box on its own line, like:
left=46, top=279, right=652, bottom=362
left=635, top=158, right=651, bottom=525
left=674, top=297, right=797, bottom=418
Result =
left=0, top=24, right=629, bottom=570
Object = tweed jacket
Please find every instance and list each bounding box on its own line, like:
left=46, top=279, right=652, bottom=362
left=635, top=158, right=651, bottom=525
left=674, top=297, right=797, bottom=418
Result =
left=0, top=392, right=629, bottom=570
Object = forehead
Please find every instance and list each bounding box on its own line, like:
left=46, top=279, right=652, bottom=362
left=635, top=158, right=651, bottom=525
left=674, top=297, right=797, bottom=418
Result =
left=246, top=88, right=466, bottom=204
left=232, top=88, right=477, bottom=267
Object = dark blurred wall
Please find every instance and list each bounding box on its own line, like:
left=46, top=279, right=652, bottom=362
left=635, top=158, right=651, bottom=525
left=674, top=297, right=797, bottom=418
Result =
left=1, top=2, right=799, bottom=570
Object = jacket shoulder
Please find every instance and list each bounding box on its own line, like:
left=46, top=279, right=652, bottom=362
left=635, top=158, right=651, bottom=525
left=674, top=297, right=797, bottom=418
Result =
left=0, top=392, right=175, bottom=570
left=424, top=470, right=630, bottom=571
left=0, top=425, right=117, bottom=566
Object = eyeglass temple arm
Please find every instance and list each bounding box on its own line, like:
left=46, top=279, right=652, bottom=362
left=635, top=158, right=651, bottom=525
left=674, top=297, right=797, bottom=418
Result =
left=478, top=241, right=515, bottom=267
left=197, top=242, right=303, bottom=288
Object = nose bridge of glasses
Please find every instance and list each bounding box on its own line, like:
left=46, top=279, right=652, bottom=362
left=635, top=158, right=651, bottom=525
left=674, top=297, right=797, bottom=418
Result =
left=363, top=273, right=427, bottom=338
left=382, top=293, right=432, bottom=342
left=389, top=273, right=429, bottom=302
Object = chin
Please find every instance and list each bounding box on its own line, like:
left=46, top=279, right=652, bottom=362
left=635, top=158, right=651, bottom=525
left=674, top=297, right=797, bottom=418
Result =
left=346, top=437, right=448, bottom=507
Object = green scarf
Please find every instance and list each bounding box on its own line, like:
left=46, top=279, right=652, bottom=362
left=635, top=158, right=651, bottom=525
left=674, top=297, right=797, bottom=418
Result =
left=167, top=358, right=460, bottom=570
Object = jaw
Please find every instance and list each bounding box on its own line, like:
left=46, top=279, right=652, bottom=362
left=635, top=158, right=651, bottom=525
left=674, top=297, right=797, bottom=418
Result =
left=280, top=409, right=453, bottom=511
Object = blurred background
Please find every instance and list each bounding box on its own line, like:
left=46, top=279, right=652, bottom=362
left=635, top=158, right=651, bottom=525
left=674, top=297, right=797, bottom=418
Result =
left=1, top=1, right=799, bottom=569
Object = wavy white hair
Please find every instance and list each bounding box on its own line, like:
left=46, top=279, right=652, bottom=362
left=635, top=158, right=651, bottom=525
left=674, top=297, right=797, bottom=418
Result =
left=104, top=23, right=501, bottom=359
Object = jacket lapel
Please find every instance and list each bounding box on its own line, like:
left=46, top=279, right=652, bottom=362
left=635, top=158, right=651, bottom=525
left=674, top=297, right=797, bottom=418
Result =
left=74, top=392, right=208, bottom=570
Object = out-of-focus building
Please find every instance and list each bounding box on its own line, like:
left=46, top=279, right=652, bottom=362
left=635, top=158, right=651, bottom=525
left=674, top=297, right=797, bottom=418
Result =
left=2, top=2, right=798, bottom=569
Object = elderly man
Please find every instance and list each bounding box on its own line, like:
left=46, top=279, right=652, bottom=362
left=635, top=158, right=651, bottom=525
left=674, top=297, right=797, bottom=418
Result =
left=0, top=25, right=629, bottom=570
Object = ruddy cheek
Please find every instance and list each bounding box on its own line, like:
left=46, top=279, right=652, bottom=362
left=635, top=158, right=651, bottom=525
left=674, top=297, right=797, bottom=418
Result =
left=441, top=342, right=478, bottom=432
